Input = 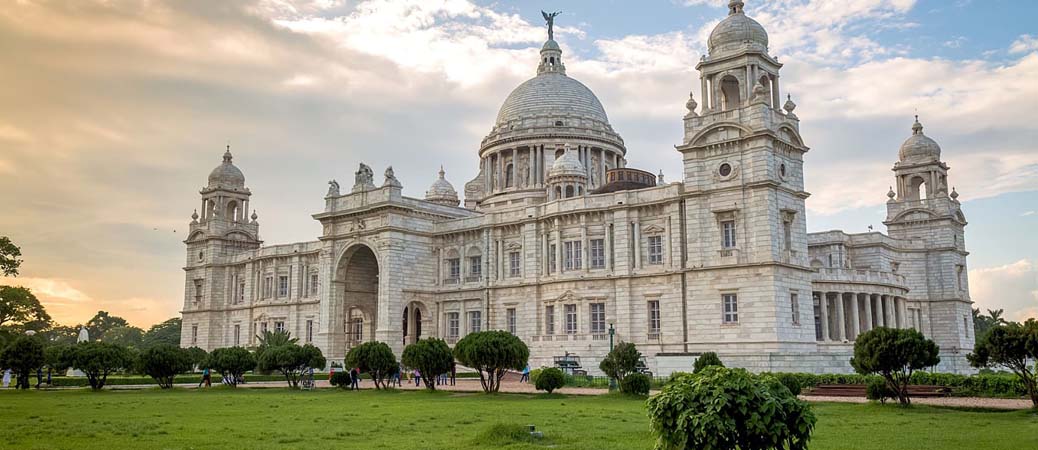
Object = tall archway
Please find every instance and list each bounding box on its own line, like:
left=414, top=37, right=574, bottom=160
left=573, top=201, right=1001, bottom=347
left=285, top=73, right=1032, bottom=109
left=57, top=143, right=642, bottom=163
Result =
left=403, top=301, right=429, bottom=346
left=337, top=245, right=379, bottom=350
left=720, top=75, right=741, bottom=110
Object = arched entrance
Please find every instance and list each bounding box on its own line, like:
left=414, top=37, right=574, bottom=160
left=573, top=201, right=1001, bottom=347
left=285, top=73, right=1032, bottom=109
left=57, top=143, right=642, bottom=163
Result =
left=337, top=245, right=379, bottom=350
left=403, top=301, right=428, bottom=346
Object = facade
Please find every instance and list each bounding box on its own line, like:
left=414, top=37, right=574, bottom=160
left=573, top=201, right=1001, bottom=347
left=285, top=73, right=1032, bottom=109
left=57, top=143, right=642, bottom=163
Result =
left=181, top=1, right=975, bottom=374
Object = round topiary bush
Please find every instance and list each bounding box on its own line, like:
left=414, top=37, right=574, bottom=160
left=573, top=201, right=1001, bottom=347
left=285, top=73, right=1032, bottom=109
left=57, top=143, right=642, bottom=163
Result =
left=620, top=372, right=651, bottom=395
left=535, top=367, right=565, bottom=393
left=329, top=370, right=352, bottom=389
left=693, top=352, right=724, bottom=374
left=866, top=378, right=894, bottom=404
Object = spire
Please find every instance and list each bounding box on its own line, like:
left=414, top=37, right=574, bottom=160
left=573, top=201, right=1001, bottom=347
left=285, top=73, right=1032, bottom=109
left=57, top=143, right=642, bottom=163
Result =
left=438, top=165, right=446, bottom=179
left=912, top=115, right=923, bottom=135
left=729, top=0, right=745, bottom=15
left=223, top=144, right=233, bottom=163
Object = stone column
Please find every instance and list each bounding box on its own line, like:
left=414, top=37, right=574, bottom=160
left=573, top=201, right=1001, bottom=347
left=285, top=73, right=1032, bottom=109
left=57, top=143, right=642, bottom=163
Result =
left=580, top=214, right=589, bottom=272
left=700, top=75, right=708, bottom=113
left=863, top=293, right=873, bottom=332
left=833, top=292, right=846, bottom=341
left=745, top=64, right=753, bottom=100
left=605, top=222, right=614, bottom=271
left=633, top=221, right=642, bottom=269
left=882, top=295, right=892, bottom=328
left=771, top=74, right=781, bottom=109
left=541, top=231, right=548, bottom=275
left=599, top=149, right=607, bottom=186
left=849, top=293, right=860, bottom=340
left=817, top=292, right=830, bottom=341
left=554, top=219, right=562, bottom=274
left=898, top=297, right=909, bottom=329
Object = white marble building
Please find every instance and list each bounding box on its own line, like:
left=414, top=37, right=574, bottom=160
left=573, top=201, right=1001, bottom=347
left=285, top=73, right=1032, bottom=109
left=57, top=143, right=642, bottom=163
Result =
left=181, top=1, right=974, bottom=374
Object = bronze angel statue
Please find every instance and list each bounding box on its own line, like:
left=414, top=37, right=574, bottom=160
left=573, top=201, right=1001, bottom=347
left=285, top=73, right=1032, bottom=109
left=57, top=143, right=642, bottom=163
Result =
left=542, top=10, right=562, bottom=40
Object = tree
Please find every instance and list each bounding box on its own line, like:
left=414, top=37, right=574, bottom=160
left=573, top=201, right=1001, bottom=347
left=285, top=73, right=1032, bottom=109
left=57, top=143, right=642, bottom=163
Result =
left=103, top=325, right=145, bottom=349
left=535, top=367, right=565, bottom=393
left=453, top=331, right=529, bottom=393
left=647, top=366, right=816, bottom=450
left=257, top=343, right=326, bottom=388
left=693, top=352, right=724, bottom=373
left=0, top=285, right=51, bottom=329
left=973, top=308, right=1009, bottom=340
left=345, top=341, right=397, bottom=390
left=185, top=346, right=208, bottom=368
left=401, top=338, right=453, bottom=390
left=207, top=346, right=256, bottom=387
left=0, top=236, right=22, bottom=277
left=85, top=311, right=129, bottom=341
left=599, top=341, right=641, bottom=383
left=67, top=341, right=134, bottom=390
left=0, top=335, right=45, bottom=389
left=45, top=344, right=72, bottom=372
left=850, top=327, right=940, bottom=406
left=142, top=318, right=182, bottom=348
left=41, top=325, right=80, bottom=346
left=256, top=329, right=297, bottom=351
left=968, top=319, right=1038, bottom=408
left=138, top=344, right=193, bottom=388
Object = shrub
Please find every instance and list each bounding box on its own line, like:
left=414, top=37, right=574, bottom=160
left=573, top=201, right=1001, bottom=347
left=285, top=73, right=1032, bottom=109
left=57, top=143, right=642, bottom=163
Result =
left=528, top=368, right=543, bottom=385
left=850, top=327, right=940, bottom=407
left=620, top=372, right=650, bottom=395
left=666, top=371, right=692, bottom=385
left=773, top=372, right=803, bottom=396
left=207, top=347, right=256, bottom=387
left=329, top=370, right=352, bottom=389
left=535, top=367, right=565, bottom=393
left=44, top=344, right=72, bottom=372
left=453, top=331, right=529, bottom=393
left=257, top=343, right=326, bottom=388
left=599, top=342, right=641, bottom=383
left=648, top=366, right=815, bottom=450
left=866, top=378, right=894, bottom=403
left=185, top=346, right=208, bottom=369
left=67, top=341, right=135, bottom=390
left=401, top=338, right=453, bottom=390
left=0, top=335, right=45, bottom=389
left=138, top=344, right=193, bottom=389
left=345, top=341, right=397, bottom=389
left=968, top=319, right=1038, bottom=408
left=693, top=352, right=723, bottom=374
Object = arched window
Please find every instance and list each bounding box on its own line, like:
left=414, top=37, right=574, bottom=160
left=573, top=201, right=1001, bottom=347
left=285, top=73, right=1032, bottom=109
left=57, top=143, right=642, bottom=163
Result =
left=565, top=185, right=575, bottom=198
left=555, top=186, right=562, bottom=199
left=225, top=200, right=239, bottom=222
left=721, top=75, right=741, bottom=110
left=908, top=176, right=928, bottom=200
left=505, top=164, right=514, bottom=188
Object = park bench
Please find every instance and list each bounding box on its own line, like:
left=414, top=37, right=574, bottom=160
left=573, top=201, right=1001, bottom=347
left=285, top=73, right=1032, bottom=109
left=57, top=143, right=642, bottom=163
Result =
left=805, top=384, right=952, bottom=398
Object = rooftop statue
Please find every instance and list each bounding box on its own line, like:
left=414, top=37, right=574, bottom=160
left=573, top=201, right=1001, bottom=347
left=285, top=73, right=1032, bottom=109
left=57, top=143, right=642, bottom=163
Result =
left=541, top=10, right=562, bottom=40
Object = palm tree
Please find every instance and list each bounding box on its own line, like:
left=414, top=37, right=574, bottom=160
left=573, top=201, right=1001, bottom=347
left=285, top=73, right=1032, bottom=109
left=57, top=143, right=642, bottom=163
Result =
left=256, top=330, right=297, bottom=351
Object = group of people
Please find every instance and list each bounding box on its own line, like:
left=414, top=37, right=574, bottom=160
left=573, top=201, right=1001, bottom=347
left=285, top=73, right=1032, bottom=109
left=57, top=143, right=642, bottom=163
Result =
left=1, top=367, right=53, bottom=389
left=331, top=360, right=459, bottom=389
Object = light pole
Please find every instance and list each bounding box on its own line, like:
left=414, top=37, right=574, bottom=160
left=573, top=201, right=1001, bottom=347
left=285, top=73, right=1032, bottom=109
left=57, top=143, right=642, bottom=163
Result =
left=608, top=321, right=616, bottom=391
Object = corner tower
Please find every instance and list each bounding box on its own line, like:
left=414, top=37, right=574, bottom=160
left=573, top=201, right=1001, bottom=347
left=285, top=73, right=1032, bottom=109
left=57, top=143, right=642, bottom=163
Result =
left=677, top=0, right=818, bottom=363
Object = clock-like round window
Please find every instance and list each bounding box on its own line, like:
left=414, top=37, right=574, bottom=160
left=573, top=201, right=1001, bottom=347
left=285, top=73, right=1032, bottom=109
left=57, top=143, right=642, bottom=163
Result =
left=719, top=163, right=733, bottom=177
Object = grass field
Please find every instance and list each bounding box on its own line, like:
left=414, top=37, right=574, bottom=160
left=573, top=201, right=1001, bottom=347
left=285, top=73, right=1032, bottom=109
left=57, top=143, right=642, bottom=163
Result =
left=1, top=388, right=1035, bottom=449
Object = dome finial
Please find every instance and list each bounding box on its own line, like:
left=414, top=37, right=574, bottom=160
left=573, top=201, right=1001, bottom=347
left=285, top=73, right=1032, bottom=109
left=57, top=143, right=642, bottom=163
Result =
left=729, top=0, right=745, bottom=15
left=223, top=144, right=233, bottom=163
left=912, top=115, right=923, bottom=135
left=439, top=165, right=445, bottom=179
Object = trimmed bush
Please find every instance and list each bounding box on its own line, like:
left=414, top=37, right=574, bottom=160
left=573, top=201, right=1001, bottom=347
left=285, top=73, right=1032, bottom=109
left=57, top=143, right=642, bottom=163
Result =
left=693, top=352, right=723, bottom=374
left=453, top=331, right=529, bottom=393
left=138, top=344, right=193, bottom=389
left=851, top=327, right=940, bottom=407
left=0, top=335, right=45, bottom=389
left=599, top=342, right=641, bottom=383
left=207, top=347, right=256, bottom=387
left=67, top=341, right=135, bottom=390
left=535, top=367, right=565, bottom=393
left=620, top=372, right=650, bottom=396
left=329, top=370, right=352, bottom=389
left=772, top=372, right=803, bottom=396
left=345, top=341, right=397, bottom=389
left=866, top=378, right=894, bottom=403
left=257, top=343, right=326, bottom=388
left=401, top=338, right=453, bottom=390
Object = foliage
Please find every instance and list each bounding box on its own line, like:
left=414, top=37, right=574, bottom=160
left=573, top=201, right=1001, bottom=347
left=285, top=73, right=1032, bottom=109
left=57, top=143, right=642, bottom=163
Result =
left=534, top=367, right=565, bottom=393
left=46, top=373, right=286, bottom=387
left=452, top=331, right=529, bottom=393
left=329, top=370, right=352, bottom=388
left=185, top=346, right=208, bottom=368
left=866, top=378, right=894, bottom=403
left=0, top=335, right=45, bottom=389
left=85, top=311, right=129, bottom=341
left=138, top=344, right=193, bottom=388
left=850, top=327, right=940, bottom=407
left=44, top=344, right=72, bottom=372
left=142, top=318, right=182, bottom=348
left=772, top=372, right=803, bottom=396
left=102, top=325, right=145, bottom=349
left=256, top=329, right=297, bottom=351
left=256, top=343, right=326, bottom=388
left=648, top=366, right=815, bottom=450
left=599, top=341, right=641, bottom=383
left=666, top=371, right=692, bottom=385
left=66, top=341, right=135, bottom=390
left=345, top=341, right=397, bottom=389
left=0, top=285, right=51, bottom=329
left=0, top=236, right=22, bottom=277
left=206, top=346, right=256, bottom=387
left=968, top=319, right=1038, bottom=408
left=972, top=308, right=1010, bottom=341
left=41, top=325, right=80, bottom=346
left=401, top=338, right=453, bottom=390
left=693, top=351, right=724, bottom=373
left=619, top=372, right=650, bottom=395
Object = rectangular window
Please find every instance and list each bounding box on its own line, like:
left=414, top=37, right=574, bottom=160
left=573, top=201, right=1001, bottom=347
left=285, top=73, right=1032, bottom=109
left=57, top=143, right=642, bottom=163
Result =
left=722, top=220, right=737, bottom=248
left=278, top=275, right=289, bottom=297
left=545, top=305, right=555, bottom=335
left=469, top=311, right=482, bottom=334
left=263, top=276, right=273, bottom=299
left=648, top=235, right=663, bottom=265
left=233, top=324, right=240, bottom=346
left=548, top=244, right=557, bottom=273
left=349, top=318, right=363, bottom=342
left=469, top=256, right=482, bottom=279
left=447, top=312, right=460, bottom=340
left=310, top=273, right=319, bottom=296
left=305, top=320, right=314, bottom=343
left=194, top=279, right=203, bottom=303
left=238, top=281, right=246, bottom=304
left=447, top=258, right=461, bottom=281
left=783, top=220, right=792, bottom=251
left=564, top=241, right=582, bottom=270
left=590, top=303, right=606, bottom=335
left=723, top=294, right=739, bottom=324
left=564, top=304, right=577, bottom=334
left=648, top=300, right=661, bottom=336
left=274, top=321, right=285, bottom=333
left=260, top=322, right=268, bottom=334
left=790, top=293, right=800, bottom=325
left=191, top=324, right=198, bottom=345
left=590, top=239, right=605, bottom=269
left=506, top=308, right=517, bottom=334
left=509, top=252, right=521, bottom=277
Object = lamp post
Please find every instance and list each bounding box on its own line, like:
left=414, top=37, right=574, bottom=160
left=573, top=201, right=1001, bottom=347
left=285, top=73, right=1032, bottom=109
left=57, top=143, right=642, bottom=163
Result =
left=608, top=321, right=616, bottom=391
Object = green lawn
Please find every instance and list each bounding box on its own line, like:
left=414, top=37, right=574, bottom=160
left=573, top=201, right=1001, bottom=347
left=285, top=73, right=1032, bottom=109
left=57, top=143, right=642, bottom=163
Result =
left=0, top=388, right=1035, bottom=449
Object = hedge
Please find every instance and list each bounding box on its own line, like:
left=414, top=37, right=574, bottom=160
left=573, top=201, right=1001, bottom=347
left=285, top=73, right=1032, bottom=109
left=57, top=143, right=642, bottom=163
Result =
left=762, top=371, right=1027, bottom=398
left=48, top=373, right=288, bottom=387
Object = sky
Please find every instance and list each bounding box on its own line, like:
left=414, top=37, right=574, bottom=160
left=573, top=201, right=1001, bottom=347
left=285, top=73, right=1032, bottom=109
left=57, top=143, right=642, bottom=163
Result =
left=1, top=0, right=1036, bottom=328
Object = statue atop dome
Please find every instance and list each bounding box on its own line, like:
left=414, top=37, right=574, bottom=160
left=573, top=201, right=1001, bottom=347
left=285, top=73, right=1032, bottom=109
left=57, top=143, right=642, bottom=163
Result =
left=541, top=10, right=562, bottom=40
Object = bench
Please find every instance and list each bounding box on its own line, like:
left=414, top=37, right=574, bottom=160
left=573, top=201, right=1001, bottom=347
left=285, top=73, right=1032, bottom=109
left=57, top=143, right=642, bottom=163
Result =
left=805, top=384, right=952, bottom=398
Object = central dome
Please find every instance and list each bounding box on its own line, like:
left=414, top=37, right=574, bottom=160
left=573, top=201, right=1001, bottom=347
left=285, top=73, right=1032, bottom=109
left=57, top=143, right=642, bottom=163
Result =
left=495, top=73, right=609, bottom=125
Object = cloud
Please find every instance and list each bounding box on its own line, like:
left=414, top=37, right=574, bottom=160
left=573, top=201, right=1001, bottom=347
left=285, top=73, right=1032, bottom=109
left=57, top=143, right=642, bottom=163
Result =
left=1023, top=211, right=1036, bottom=217
left=1010, top=34, right=1038, bottom=54
left=969, top=260, right=1038, bottom=322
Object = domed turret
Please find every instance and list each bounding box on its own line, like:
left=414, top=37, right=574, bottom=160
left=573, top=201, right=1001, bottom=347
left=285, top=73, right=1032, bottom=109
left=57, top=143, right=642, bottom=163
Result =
left=899, top=116, right=942, bottom=163
left=546, top=146, right=587, bottom=200
left=208, top=147, right=246, bottom=190
left=708, top=1, right=769, bottom=58
left=425, top=167, right=460, bottom=207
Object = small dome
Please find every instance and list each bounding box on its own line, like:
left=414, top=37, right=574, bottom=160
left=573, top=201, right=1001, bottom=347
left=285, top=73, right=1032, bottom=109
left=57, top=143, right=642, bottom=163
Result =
left=708, top=1, right=769, bottom=57
left=548, top=148, right=586, bottom=179
left=425, top=167, right=460, bottom=207
left=542, top=39, right=561, bottom=51
left=899, top=117, right=941, bottom=163
left=208, top=148, right=245, bottom=189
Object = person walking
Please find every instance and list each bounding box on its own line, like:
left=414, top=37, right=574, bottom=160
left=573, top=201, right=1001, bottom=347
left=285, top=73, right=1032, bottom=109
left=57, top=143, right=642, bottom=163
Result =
left=520, top=364, right=531, bottom=383
left=198, top=367, right=211, bottom=388
left=2, top=368, right=11, bottom=388
left=450, top=360, right=456, bottom=386
left=413, top=369, right=421, bottom=387
left=350, top=367, right=359, bottom=391
left=35, top=367, right=43, bottom=389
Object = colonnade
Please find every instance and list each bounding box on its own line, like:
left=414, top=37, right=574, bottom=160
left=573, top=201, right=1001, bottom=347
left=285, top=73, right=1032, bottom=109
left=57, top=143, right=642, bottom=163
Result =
left=480, top=146, right=620, bottom=194
left=813, top=291, right=913, bottom=342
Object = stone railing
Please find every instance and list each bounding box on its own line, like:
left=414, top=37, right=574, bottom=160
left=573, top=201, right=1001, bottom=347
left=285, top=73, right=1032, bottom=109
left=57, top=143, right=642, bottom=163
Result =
left=812, top=267, right=907, bottom=288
